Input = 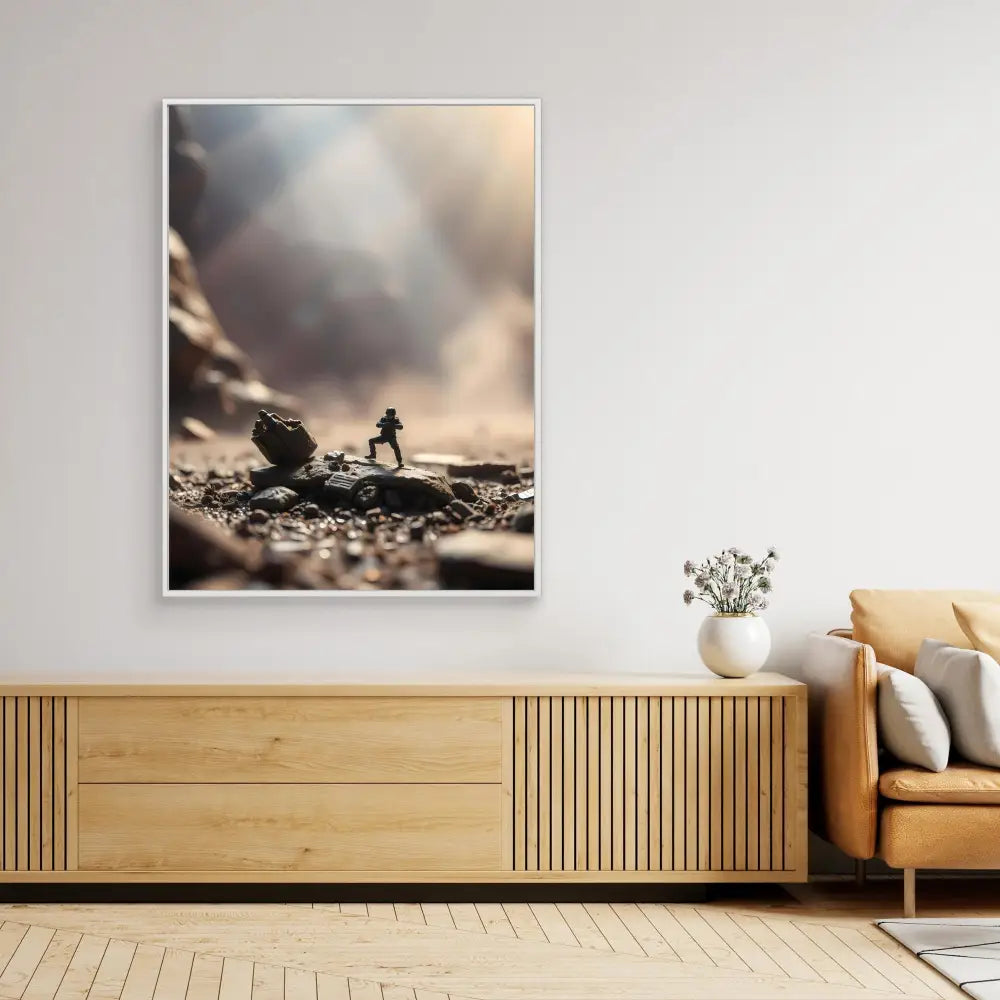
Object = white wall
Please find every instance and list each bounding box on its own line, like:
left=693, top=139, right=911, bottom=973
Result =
left=1, top=0, right=997, bottom=682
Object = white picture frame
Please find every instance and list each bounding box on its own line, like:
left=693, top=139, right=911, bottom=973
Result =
left=162, top=99, right=541, bottom=597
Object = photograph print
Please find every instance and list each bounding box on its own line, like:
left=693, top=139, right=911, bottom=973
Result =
left=165, top=100, right=538, bottom=594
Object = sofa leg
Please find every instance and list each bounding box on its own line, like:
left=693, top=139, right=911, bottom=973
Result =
left=903, top=868, right=916, bottom=918
left=855, top=859, right=867, bottom=887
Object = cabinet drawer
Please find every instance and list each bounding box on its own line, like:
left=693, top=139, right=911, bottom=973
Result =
left=79, top=783, right=500, bottom=872
left=79, top=697, right=501, bottom=783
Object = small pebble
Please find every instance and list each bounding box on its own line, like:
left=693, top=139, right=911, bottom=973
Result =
left=513, top=503, right=535, bottom=533
left=449, top=500, right=475, bottom=520
left=452, top=481, right=478, bottom=503
left=249, top=486, right=300, bottom=513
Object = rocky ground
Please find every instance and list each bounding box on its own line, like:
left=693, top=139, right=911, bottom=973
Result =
left=168, top=413, right=535, bottom=592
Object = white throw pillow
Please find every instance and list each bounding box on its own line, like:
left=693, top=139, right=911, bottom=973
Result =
left=915, top=638, right=1000, bottom=768
left=876, top=664, right=951, bottom=771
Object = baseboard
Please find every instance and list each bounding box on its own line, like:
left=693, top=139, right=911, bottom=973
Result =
left=0, top=882, right=724, bottom=904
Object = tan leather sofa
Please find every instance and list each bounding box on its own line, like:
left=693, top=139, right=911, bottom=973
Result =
left=800, top=589, right=1000, bottom=916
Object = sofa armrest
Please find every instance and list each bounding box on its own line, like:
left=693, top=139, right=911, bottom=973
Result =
left=802, top=633, right=879, bottom=860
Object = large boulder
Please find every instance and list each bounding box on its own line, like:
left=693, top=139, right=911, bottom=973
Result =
left=446, top=460, right=518, bottom=482
left=168, top=230, right=227, bottom=394
left=360, top=465, right=454, bottom=507
left=323, top=458, right=454, bottom=513
left=436, top=531, right=534, bottom=590
left=168, top=505, right=253, bottom=589
left=251, top=411, right=317, bottom=466
left=168, top=230, right=299, bottom=426
left=167, top=105, right=207, bottom=245
left=247, top=440, right=454, bottom=515
left=250, top=457, right=330, bottom=493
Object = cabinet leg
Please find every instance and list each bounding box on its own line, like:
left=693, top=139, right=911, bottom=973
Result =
left=903, top=868, right=916, bottom=918
left=855, top=859, right=867, bottom=887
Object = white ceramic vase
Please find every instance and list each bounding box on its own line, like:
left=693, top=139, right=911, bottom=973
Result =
left=697, top=613, right=771, bottom=678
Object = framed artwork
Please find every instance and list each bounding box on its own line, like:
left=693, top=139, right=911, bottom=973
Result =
left=163, top=99, right=539, bottom=595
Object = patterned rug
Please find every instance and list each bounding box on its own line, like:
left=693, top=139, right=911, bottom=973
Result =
left=878, top=919, right=1000, bottom=1000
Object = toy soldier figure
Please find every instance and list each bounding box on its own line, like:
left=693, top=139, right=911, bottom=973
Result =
left=367, top=407, right=404, bottom=467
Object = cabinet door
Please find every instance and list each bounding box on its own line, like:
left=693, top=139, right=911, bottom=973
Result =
left=79, top=783, right=501, bottom=872
left=1, top=696, right=76, bottom=873
left=506, top=695, right=806, bottom=876
left=79, top=697, right=501, bottom=783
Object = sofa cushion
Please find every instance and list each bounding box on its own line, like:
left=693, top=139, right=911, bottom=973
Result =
left=915, top=639, right=1000, bottom=768
left=954, top=601, right=1000, bottom=661
left=876, top=664, right=950, bottom=771
left=880, top=763, right=1000, bottom=804
left=881, top=803, right=1000, bottom=869
left=850, top=590, right=1000, bottom=671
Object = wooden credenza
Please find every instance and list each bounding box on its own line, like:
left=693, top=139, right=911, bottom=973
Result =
left=0, top=674, right=806, bottom=883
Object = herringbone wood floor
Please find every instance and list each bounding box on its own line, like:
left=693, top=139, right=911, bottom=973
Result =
left=0, top=882, right=995, bottom=1000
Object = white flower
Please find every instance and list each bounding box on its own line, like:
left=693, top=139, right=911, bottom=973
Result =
left=687, top=546, right=778, bottom=612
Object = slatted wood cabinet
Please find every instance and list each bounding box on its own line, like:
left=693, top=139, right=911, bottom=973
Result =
left=0, top=674, right=806, bottom=883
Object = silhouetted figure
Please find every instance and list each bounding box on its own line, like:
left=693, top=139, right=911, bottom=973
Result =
left=368, top=407, right=404, bottom=467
